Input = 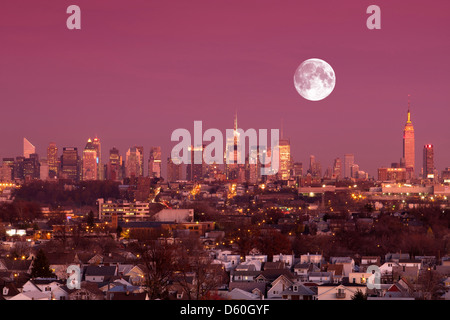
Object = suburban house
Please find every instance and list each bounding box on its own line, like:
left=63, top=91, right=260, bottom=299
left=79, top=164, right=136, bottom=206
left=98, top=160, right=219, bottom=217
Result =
left=317, top=284, right=367, bottom=300
left=329, top=257, right=355, bottom=277
left=83, top=265, right=118, bottom=283
left=280, top=281, right=316, bottom=300
left=266, top=274, right=296, bottom=299
left=308, top=272, right=333, bottom=284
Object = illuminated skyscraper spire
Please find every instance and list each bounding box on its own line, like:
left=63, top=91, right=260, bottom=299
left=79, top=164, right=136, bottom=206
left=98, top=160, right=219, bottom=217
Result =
left=403, top=95, right=415, bottom=178
left=407, top=94, right=412, bottom=123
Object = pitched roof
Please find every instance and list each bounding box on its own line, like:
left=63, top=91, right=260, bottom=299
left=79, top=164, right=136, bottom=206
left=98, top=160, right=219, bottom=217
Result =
left=258, top=269, right=297, bottom=282
left=263, top=261, right=285, bottom=270
left=110, top=291, right=147, bottom=300
left=280, top=283, right=315, bottom=296
left=229, top=282, right=266, bottom=294
left=1, top=259, right=32, bottom=271
left=322, top=264, right=344, bottom=276
left=84, top=266, right=117, bottom=277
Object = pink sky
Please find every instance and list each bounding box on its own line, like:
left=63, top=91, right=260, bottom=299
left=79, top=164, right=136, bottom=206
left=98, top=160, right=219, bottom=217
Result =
left=1, top=0, right=450, bottom=176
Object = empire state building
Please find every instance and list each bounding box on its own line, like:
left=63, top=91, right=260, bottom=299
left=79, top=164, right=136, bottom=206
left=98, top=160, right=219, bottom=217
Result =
left=403, top=101, right=415, bottom=178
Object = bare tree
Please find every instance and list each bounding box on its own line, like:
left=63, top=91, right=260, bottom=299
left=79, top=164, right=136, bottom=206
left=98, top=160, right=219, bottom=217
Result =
left=133, top=240, right=176, bottom=300
left=417, top=269, right=446, bottom=300
left=173, top=235, right=228, bottom=300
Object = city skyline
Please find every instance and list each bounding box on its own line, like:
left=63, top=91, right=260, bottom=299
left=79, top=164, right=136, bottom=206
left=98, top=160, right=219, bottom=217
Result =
left=2, top=103, right=448, bottom=182
left=1, top=1, right=450, bottom=177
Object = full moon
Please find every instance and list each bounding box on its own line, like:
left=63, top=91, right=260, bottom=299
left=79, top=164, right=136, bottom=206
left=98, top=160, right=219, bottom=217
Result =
left=294, top=58, right=336, bottom=101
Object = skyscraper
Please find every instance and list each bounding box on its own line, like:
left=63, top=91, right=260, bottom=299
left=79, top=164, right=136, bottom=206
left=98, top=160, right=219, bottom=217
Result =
left=225, top=113, right=242, bottom=180
left=332, top=157, right=342, bottom=180
left=423, top=144, right=435, bottom=179
left=292, top=162, right=303, bottom=178
left=125, top=147, right=142, bottom=178
left=167, top=156, right=182, bottom=182
left=187, top=145, right=204, bottom=181
left=148, top=146, right=162, bottom=179
left=61, top=147, right=79, bottom=181
left=278, top=139, right=292, bottom=181
left=108, top=147, right=122, bottom=181
left=92, top=137, right=103, bottom=180
left=23, top=153, right=40, bottom=180
left=309, top=155, right=322, bottom=179
left=344, top=154, right=354, bottom=179
left=82, top=139, right=98, bottom=181
left=47, top=142, right=58, bottom=178
left=1, top=158, right=15, bottom=182
left=23, top=138, right=35, bottom=158
left=403, top=99, right=415, bottom=177
left=136, top=146, right=144, bottom=177
left=40, top=159, right=49, bottom=181
left=14, top=156, right=25, bottom=180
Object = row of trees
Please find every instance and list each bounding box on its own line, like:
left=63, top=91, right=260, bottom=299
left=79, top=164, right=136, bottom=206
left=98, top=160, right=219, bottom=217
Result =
left=13, top=180, right=121, bottom=207
left=0, top=201, right=42, bottom=224
left=130, top=235, right=228, bottom=300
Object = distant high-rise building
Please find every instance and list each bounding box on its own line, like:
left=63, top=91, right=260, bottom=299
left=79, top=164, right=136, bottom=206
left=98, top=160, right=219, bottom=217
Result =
left=1, top=158, right=15, bottom=182
left=167, top=157, right=182, bottom=182
left=47, top=142, right=58, bottom=179
left=378, top=167, right=407, bottom=182
left=14, top=156, right=25, bottom=180
left=40, top=159, right=49, bottom=181
left=344, top=154, right=354, bottom=179
left=136, top=146, right=144, bottom=177
left=247, top=146, right=260, bottom=184
left=442, top=168, right=450, bottom=182
left=423, top=144, right=435, bottom=179
left=82, top=139, right=98, bottom=181
left=187, top=145, right=204, bottom=181
left=23, top=153, right=40, bottom=180
left=23, top=138, right=35, bottom=159
left=92, top=137, right=103, bottom=180
left=225, top=113, right=242, bottom=180
left=350, top=164, right=360, bottom=179
left=278, top=139, right=291, bottom=181
left=403, top=98, right=415, bottom=177
left=108, top=147, right=122, bottom=181
left=292, top=162, right=303, bottom=178
left=309, top=155, right=322, bottom=179
left=126, top=147, right=142, bottom=178
left=61, top=147, right=79, bottom=181
left=148, top=146, right=162, bottom=179
left=332, top=157, right=342, bottom=180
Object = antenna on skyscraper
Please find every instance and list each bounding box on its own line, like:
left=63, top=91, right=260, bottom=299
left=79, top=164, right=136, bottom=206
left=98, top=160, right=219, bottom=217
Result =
left=234, top=109, right=238, bottom=131
left=407, top=94, right=412, bottom=123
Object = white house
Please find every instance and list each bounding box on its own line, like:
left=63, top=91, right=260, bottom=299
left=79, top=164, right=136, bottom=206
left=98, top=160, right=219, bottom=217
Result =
left=219, top=288, right=261, bottom=300
left=349, top=272, right=373, bottom=285
left=21, top=278, right=70, bottom=300
left=9, top=291, right=51, bottom=300
left=329, top=257, right=355, bottom=277
left=273, top=254, right=294, bottom=268
left=266, top=275, right=295, bottom=299
left=245, top=254, right=268, bottom=264
left=317, top=284, right=367, bottom=300
left=307, top=272, right=333, bottom=284
left=379, top=262, right=399, bottom=276
left=300, top=253, right=323, bottom=265
left=84, top=265, right=118, bottom=282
